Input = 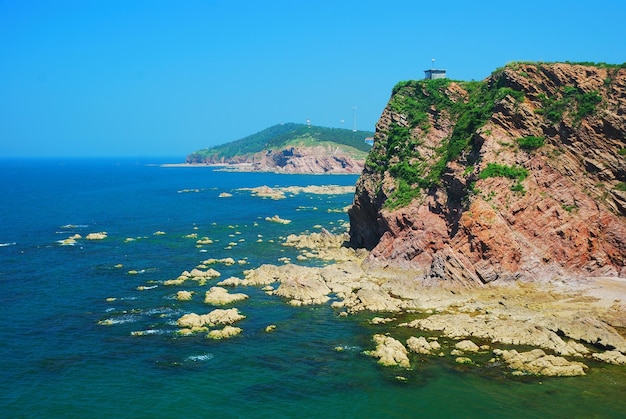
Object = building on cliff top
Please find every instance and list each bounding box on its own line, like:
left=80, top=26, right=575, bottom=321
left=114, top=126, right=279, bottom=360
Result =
left=424, top=68, right=447, bottom=80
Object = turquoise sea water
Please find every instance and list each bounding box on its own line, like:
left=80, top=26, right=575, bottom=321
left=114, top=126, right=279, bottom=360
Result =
left=1, top=158, right=625, bottom=418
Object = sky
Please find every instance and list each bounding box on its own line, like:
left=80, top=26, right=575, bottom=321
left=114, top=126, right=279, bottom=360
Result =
left=1, top=0, right=625, bottom=158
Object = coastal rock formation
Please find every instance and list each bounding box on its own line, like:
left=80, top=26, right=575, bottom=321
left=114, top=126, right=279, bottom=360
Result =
left=213, top=230, right=626, bottom=373
left=349, top=62, right=626, bottom=282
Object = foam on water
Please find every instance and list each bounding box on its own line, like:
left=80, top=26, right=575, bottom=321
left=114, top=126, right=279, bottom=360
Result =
left=185, top=353, right=215, bottom=362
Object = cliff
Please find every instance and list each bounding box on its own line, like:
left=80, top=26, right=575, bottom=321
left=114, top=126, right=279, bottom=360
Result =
left=349, top=62, right=626, bottom=282
left=186, top=123, right=373, bottom=174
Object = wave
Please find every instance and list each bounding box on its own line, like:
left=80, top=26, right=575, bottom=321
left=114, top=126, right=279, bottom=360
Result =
left=0, top=242, right=16, bottom=247
left=130, top=329, right=168, bottom=336
left=97, top=314, right=140, bottom=326
left=185, top=353, right=215, bottom=362
left=60, top=224, right=89, bottom=229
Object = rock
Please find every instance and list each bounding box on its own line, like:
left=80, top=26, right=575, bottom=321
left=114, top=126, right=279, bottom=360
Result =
left=406, top=336, right=440, bottom=355
left=274, top=275, right=332, bottom=305
left=404, top=313, right=604, bottom=357
left=203, top=287, right=249, bottom=306
left=217, top=276, right=246, bottom=286
left=591, top=350, right=626, bottom=365
left=207, top=326, right=242, bottom=340
left=176, top=291, right=194, bottom=301
left=196, top=237, right=213, bottom=245
left=493, top=348, right=587, bottom=376
left=86, top=232, right=107, bottom=240
left=455, top=339, right=480, bottom=353
left=455, top=357, right=474, bottom=365
left=370, top=317, right=395, bottom=325
left=366, top=334, right=410, bottom=368
left=165, top=268, right=221, bottom=286
left=265, top=215, right=291, bottom=224
left=177, top=308, right=245, bottom=330
left=265, top=325, right=276, bottom=332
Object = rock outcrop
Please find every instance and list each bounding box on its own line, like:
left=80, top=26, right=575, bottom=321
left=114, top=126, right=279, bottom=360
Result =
left=349, top=62, right=626, bottom=282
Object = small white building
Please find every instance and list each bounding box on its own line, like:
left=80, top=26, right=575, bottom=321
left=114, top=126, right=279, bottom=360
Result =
left=424, top=69, right=447, bottom=80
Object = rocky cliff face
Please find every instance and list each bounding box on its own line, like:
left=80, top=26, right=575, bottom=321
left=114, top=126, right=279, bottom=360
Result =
left=349, top=63, right=626, bottom=282
left=196, top=145, right=364, bottom=174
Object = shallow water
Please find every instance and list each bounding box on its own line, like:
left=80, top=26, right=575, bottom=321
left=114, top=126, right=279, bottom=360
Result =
left=1, top=158, right=624, bottom=418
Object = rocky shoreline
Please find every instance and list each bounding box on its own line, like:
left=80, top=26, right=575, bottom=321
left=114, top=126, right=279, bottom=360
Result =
left=169, top=229, right=626, bottom=377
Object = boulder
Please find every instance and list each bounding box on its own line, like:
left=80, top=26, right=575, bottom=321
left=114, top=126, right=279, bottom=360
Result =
left=367, top=334, right=410, bottom=368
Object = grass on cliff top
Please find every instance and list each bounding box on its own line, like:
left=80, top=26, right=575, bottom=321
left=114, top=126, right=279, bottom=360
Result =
left=187, top=123, right=374, bottom=163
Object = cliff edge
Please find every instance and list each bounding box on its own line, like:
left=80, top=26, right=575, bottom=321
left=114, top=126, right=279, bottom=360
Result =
left=349, top=62, right=626, bottom=282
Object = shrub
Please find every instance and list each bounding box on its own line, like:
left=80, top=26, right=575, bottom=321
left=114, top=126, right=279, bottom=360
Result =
left=616, top=182, right=626, bottom=192
left=516, top=136, right=545, bottom=150
left=479, top=163, right=529, bottom=181
left=510, top=182, right=526, bottom=194
left=619, top=148, right=626, bottom=156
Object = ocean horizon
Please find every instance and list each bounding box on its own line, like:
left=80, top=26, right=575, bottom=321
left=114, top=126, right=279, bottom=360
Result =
left=1, top=158, right=624, bottom=418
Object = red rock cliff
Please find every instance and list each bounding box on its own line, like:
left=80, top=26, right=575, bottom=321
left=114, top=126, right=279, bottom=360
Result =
left=349, top=63, right=626, bottom=282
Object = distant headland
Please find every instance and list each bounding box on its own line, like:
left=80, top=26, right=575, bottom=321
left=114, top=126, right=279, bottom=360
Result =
left=185, top=123, right=374, bottom=174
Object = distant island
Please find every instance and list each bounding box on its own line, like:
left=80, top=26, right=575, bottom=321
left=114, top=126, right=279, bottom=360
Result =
left=186, top=123, right=374, bottom=174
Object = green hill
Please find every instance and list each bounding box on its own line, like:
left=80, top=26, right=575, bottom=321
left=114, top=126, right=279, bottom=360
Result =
left=186, top=123, right=374, bottom=163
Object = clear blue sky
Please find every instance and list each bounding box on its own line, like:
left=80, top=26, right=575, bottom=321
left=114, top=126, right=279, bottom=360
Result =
left=1, top=0, right=625, bottom=158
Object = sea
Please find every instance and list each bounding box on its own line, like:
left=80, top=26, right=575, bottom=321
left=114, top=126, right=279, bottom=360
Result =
left=1, top=158, right=624, bottom=419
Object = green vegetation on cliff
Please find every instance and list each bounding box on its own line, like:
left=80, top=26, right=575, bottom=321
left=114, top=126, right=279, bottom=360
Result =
left=366, top=62, right=619, bottom=210
left=368, top=76, right=515, bottom=208
left=187, top=123, right=374, bottom=163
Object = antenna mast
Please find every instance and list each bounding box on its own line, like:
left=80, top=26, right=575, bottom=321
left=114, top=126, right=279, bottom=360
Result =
left=352, top=106, right=357, bottom=132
